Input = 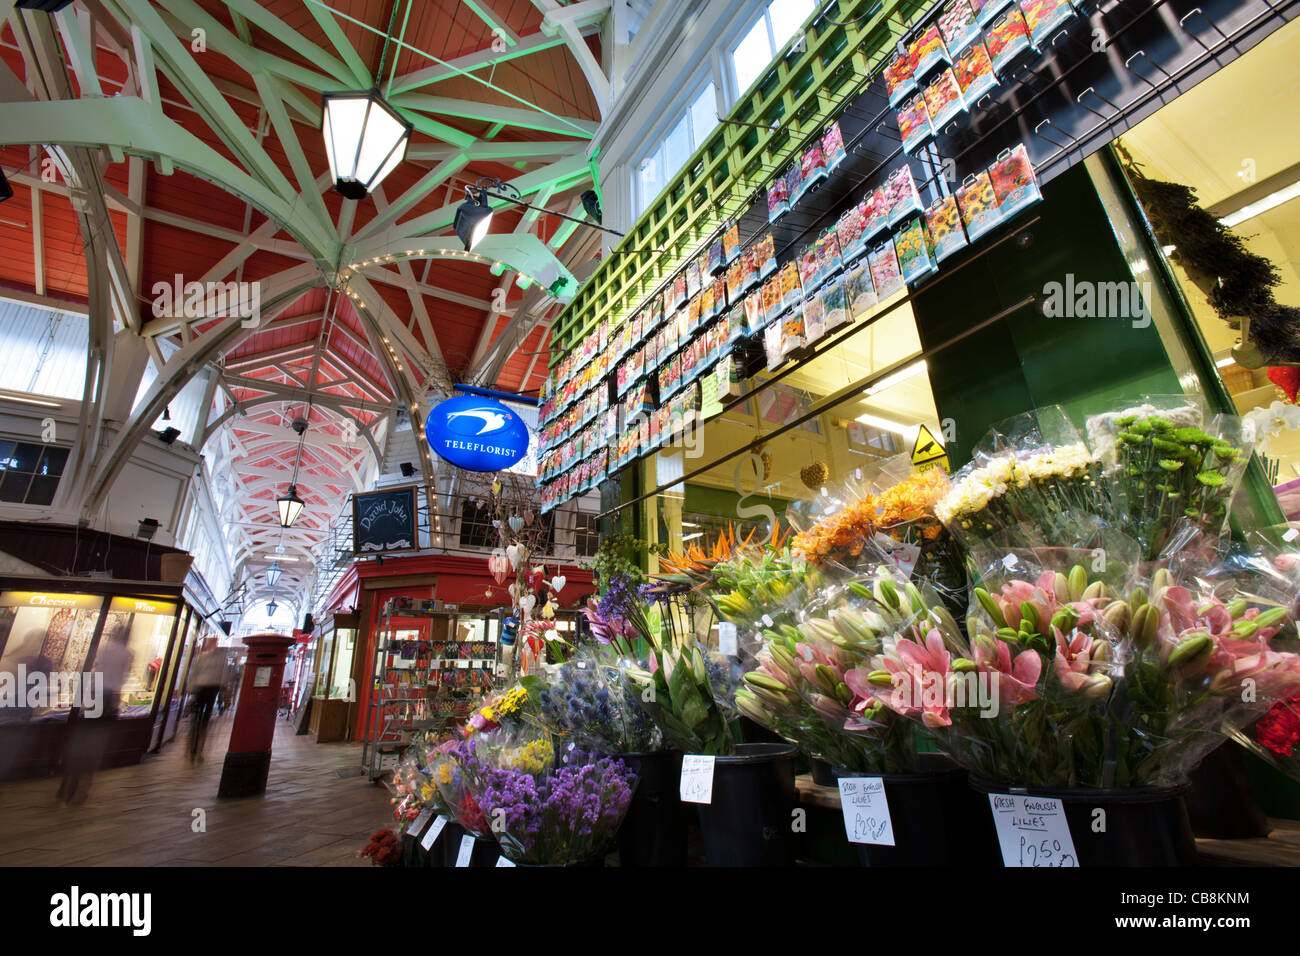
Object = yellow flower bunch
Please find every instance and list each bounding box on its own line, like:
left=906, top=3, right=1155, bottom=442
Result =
left=501, top=738, right=554, bottom=775
left=478, top=685, right=530, bottom=726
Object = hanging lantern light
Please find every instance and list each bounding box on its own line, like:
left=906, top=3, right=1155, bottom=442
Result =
left=266, top=562, right=283, bottom=588
left=277, top=484, right=305, bottom=528
left=267, top=599, right=279, bottom=618
left=322, top=90, right=411, bottom=200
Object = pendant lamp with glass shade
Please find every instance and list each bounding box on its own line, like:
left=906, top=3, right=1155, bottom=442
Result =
left=321, top=5, right=409, bottom=201
left=266, top=561, right=283, bottom=589
left=268, top=599, right=279, bottom=618
left=278, top=416, right=310, bottom=528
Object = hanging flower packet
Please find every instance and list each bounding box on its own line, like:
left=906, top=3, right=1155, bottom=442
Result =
left=706, top=239, right=724, bottom=277
left=763, top=320, right=784, bottom=371
left=822, top=120, right=847, bottom=171
left=648, top=290, right=664, bottom=329
left=939, top=0, right=981, bottom=53
left=909, top=24, right=952, bottom=78
left=924, top=67, right=966, bottom=129
left=883, top=164, right=925, bottom=227
left=953, top=40, right=999, bottom=103
left=743, top=289, right=766, bottom=334
left=843, top=261, right=878, bottom=319
left=884, top=48, right=917, bottom=107
left=971, top=0, right=1016, bottom=26
left=924, top=193, right=969, bottom=262
left=869, top=241, right=905, bottom=300
left=799, top=244, right=821, bottom=292
left=723, top=221, right=742, bottom=264
left=985, top=7, right=1033, bottom=73
left=802, top=290, right=826, bottom=347
left=1020, top=0, right=1077, bottom=46
left=785, top=163, right=805, bottom=213
left=726, top=258, right=747, bottom=302
left=837, top=199, right=869, bottom=264
left=894, top=216, right=939, bottom=285
left=897, top=92, right=934, bottom=154
left=989, top=143, right=1043, bottom=218
left=754, top=233, right=778, bottom=278
left=779, top=260, right=803, bottom=309
left=955, top=169, right=1004, bottom=240
left=685, top=255, right=703, bottom=299
left=799, top=142, right=829, bottom=201
left=822, top=278, right=849, bottom=333
left=762, top=273, right=783, bottom=323
left=862, top=187, right=892, bottom=240
left=780, top=305, right=806, bottom=358
left=767, top=173, right=790, bottom=222
left=670, top=272, right=688, bottom=309
left=816, top=226, right=843, bottom=281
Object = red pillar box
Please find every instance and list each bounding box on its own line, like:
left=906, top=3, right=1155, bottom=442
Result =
left=218, top=633, right=294, bottom=799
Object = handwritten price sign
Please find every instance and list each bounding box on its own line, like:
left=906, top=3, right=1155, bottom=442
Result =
left=837, top=777, right=895, bottom=846
left=987, top=793, right=1079, bottom=867
left=679, top=755, right=716, bottom=804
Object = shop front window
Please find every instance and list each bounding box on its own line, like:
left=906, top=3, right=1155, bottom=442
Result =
left=328, top=622, right=357, bottom=700
left=0, top=590, right=104, bottom=714
left=94, top=596, right=179, bottom=717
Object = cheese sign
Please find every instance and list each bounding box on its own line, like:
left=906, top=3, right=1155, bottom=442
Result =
left=426, top=394, right=530, bottom=472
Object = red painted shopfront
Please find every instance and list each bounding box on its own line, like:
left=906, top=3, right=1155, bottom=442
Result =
left=320, top=553, right=595, bottom=742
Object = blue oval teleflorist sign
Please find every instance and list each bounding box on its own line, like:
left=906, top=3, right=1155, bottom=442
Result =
left=426, top=395, right=530, bottom=472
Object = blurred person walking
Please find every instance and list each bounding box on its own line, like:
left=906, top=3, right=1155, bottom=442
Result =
left=187, top=641, right=224, bottom=764
left=58, top=632, right=133, bottom=806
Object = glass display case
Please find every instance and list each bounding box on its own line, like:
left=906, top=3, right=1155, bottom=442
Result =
left=0, top=590, right=104, bottom=717
left=94, top=595, right=182, bottom=717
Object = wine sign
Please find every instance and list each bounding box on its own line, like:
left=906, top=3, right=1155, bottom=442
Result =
left=353, top=486, right=418, bottom=555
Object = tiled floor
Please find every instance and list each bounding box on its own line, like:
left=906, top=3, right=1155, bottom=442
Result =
left=0, top=714, right=393, bottom=867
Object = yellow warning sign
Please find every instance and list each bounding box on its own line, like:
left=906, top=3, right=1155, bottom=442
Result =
left=911, top=424, right=949, bottom=473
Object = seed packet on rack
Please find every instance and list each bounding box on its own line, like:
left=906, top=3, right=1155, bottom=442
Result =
left=939, top=0, right=981, bottom=53
left=985, top=7, right=1033, bottom=73
left=863, top=187, right=892, bottom=240
left=868, top=240, right=905, bottom=300
left=670, top=272, right=688, bottom=309
left=908, top=24, right=951, bottom=78
left=648, top=290, right=664, bottom=329
left=779, top=260, right=803, bottom=309
left=822, top=278, right=849, bottom=334
left=884, top=48, right=918, bottom=107
left=725, top=258, right=746, bottom=302
left=924, top=68, right=966, bottom=129
left=743, top=290, right=766, bottom=334
left=924, top=193, right=969, bottom=262
left=802, top=290, right=826, bottom=347
left=799, top=141, right=828, bottom=201
left=699, top=285, right=715, bottom=325
left=971, top=0, right=1016, bottom=25
left=1019, top=0, right=1076, bottom=45
left=754, top=233, right=778, bottom=278
left=843, top=261, right=878, bottom=319
left=686, top=294, right=703, bottom=335
left=723, top=222, right=741, bottom=264
left=767, top=172, right=790, bottom=222
left=780, top=306, right=806, bottom=359
left=762, top=274, right=783, bottom=323
left=716, top=353, right=743, bottom=401
left=763, top=321, right=784, bottom=371
left=685, top=256, right=702, bottom=299
left=658, top=352, right=680, bottom=399
left=723, top=304, right=747, bottom=343
left=707, top=238, right=725, bottom=276
left=799, top=244, right=821, bottom=293
left=883, top=165, right=924, bottom=227
left=816, top=227, right=843, bottom=280
left=894, top=216, right=939, bottom=285
left=955, top=169, right=1004, bottom=240
left=711, top=276, right=727, bottom=315
left=822, top=121, right=847, bottom=171
left=836, top=200, right=869, bottom=264
left=897, top=92, right=934, bottom=154
left=953, top=40, right=999, bottom=103
left=784, top=164, right=804, bottom=210
left=989, top=142, right=1043, bottom=217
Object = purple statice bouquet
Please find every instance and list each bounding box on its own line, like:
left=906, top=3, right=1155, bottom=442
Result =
left=472, top=750, right=638, bottom=865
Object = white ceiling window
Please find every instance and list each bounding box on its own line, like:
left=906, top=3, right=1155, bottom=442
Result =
left=731, top=0, right=815, bottom=96
left=635, top=82, right=719, bottom=218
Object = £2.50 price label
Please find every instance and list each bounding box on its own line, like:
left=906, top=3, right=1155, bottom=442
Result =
left=837, top=777, right=895, bottom=846
left=987, top=793, right=1079, bottom=867
left=679, top=755, right=716, bottom=804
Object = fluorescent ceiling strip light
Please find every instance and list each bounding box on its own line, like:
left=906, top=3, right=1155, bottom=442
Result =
left=1219, top=180, right=1300, bottom=229
left=0, top=392, right=62, bottom=408
left=863, top=360, right=927, bottom=396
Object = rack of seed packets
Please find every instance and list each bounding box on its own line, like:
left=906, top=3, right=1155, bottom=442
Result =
left=890, top=0, right=1080, bottom=152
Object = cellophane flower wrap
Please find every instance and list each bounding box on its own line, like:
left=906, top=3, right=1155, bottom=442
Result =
left=461, top=728, right=638, bottom=865
left=1086, top=397, right=1253, bottom=560
left=388, top=734, right=451, bottom=829
left=522, top=646, right=662, bottom=754
left=737, top=566, right=943, bottom=773
left=429, top=739, right=492, bottom=837
left=937, top=406, right=1112, bottom=550
left=788, top=458, right=966, bottom=616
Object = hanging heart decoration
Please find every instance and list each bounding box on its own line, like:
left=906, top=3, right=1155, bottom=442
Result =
left=528, top=567, right=545, bottom=594
left=508, top=515, right=524, bottom=534
left=524, top=509, right=535, bottom=524
left=508, top=582, right=520, bottom=602
left=488, top=550, right=510, bottom=585
left=519, top=594, right=537, bottom=617
left=551, top=574, right=566, bottom=594
left=491, top=480, right=502, bottom=496
left=506, top=544, right=524, bottom=569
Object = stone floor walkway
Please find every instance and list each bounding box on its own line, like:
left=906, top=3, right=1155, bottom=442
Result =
left=0, top=714, right=392, bottom=866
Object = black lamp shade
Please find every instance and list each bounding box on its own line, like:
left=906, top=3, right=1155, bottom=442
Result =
left=277, top=485, right=305, bottom=528
left=454, top=191, right=494, bottom=250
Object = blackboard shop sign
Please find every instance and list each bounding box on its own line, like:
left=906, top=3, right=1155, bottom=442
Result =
left=353, top=486, right=418, bottom=555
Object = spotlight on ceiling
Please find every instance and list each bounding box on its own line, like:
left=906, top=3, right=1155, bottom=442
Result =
left=0, top=170, right=12, bottom=203
left=156, top=426, right=181, bottom=445
left=322, top=90, right=411, bottom=200
left=454, top=188, right=494, bottom=251
left=136, top=518, right=159, bottom=540
left=277, top=485, right=305, bottom=528
left=400, top=462, right=416, bottom=477
left=581, top=189, right=602, bottom=224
